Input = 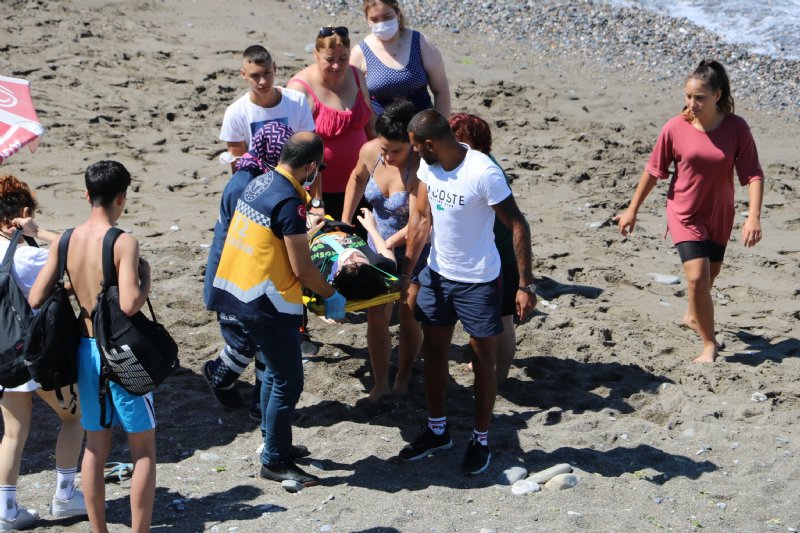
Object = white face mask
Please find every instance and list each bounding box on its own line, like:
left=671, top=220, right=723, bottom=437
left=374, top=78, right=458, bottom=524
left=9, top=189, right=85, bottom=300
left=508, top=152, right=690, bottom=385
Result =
left=370, top=18, right=399, bottom=41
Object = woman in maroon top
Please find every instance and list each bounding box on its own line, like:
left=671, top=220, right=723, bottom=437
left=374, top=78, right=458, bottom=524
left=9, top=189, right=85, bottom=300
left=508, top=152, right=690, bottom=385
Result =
left=614, top=60, right=764, bottom=363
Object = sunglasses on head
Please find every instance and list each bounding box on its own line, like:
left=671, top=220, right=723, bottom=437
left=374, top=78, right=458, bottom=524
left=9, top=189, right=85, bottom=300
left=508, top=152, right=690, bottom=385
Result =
left=318, top=26, right=349, bottom=38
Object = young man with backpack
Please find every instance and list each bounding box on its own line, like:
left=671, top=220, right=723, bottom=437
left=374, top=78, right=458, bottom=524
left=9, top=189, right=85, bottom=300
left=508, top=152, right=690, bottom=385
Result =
left=29, top=161, right=155, bottom=533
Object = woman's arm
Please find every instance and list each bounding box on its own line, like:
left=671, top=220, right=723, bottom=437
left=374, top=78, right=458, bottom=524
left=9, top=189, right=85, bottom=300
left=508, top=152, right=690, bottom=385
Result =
left=342, top=142, right=375, bottom=224
left=28, top=233, right=63, bottom=309
left=356, top=208, right=395, bottom=263
left=613, top=169, right=659, bottom=236
left=12, top=215, right=59, bottom=244
left=741, top=178, right=763, bottom=247
left=349, top=45, right=367, bottom=75
left=355, top=68, right=376, bottom=140
left=419, top=32, right=451, bottom=117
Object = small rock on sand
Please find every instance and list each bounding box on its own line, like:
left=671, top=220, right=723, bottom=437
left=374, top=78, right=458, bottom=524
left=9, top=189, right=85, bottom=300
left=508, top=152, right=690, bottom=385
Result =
left=511, top=479, right=540, bottom=495
left=647, top=273, right=680, bottom=285
left=528, top=463, right=573, bottom=484
left=751, top=392, right=768, bottom=403
left=498, top=466, right=528, bottom=485
left=282, top=480, right=303, bottom=493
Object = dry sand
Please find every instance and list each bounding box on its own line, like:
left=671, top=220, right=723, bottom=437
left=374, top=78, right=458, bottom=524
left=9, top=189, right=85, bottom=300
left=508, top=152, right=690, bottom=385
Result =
left=2, top=1, right=799, bottom=532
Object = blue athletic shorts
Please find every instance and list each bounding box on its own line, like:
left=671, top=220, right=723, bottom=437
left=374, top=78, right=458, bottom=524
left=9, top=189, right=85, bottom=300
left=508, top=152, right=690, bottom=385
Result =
left=414, top=266, right=503, bottom=338
left=77, top=337, right=156, bottom=433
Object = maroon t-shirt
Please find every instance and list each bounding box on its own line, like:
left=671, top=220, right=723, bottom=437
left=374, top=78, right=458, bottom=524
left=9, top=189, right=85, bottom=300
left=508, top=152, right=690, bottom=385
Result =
left=646, top=114, right=763, bottom=246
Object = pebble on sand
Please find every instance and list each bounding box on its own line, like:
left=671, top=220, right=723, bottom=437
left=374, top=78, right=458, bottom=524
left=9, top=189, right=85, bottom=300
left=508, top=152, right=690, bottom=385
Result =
left=544, top=473, right=581, bottom=490
left=751, top=392, right=768, bottom=403
left=498, top=466, right=528, bottom=485
left=282, top=479, right=303, bottom=493
left=511, top=479, right=541, bottom=495
left=527, top=463, right=573, bottom=484
left=647, top=273, right=680, bottom=285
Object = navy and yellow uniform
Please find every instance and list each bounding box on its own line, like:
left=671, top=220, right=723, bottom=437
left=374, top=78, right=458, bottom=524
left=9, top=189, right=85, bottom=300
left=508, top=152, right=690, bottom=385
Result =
left=207, top=167, right=310, bottom=322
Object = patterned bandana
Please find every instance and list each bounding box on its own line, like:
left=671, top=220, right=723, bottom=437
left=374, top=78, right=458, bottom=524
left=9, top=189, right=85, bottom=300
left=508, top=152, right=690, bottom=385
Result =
left=236, top=119, right=295, bottom=174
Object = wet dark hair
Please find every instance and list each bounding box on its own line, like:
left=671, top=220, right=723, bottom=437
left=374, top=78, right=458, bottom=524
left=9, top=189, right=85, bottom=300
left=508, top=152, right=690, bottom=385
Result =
left=449, top=113, right=492, bottom=154
left=85, top=160, right=131, bottom=207
left=407, top=109, right=453, bottom=143
left=333, top=262, right=387, bottom=300
left=0, top=174, right=37, bottom=227
left=375, top=99, right=415, bottom=142
left=684, top=59, right=734, bottom=117
left=243, top=45, right=272, bottom=66
left=279, top=132, right=324, bottom=168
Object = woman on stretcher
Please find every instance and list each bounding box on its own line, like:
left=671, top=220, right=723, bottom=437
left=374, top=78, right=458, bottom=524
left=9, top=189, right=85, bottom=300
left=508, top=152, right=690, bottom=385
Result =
left=308, top=208, right=398, bottom=302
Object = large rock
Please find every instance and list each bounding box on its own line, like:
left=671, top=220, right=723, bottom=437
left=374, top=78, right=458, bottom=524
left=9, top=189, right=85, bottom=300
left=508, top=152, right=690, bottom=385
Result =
left=527, top=463, right=572, bottom=484
left=545, top=473, right=581, bottom=490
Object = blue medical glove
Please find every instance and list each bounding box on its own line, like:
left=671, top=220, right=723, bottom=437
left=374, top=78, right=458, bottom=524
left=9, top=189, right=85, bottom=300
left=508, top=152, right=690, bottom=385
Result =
left=323, top=290, right=346, bottom=320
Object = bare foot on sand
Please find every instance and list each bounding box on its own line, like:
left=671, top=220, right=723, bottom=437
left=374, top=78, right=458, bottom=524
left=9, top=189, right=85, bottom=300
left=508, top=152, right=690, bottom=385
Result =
left=683, top=314, right=725, bottom=350
left=682, top=313, right=701, bottom=335
left=367, top=386, right=392, bottom=403
left=391, top=379, right=410, bottom=395
left=692, top=343, right=719, bottom=363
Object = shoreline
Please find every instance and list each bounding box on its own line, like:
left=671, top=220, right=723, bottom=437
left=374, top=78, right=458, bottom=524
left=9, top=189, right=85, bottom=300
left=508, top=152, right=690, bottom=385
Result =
left=303, top=0, right=800, bottom=117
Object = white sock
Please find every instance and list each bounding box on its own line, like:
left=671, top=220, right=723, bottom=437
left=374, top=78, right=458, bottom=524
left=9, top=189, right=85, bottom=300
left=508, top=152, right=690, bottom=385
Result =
left=427, top=416, right=447, bottom=436
left=55, top=467, right=77, bottom=501
left=473, top=429, right=489, bottom=447
left=0, top=485, right=18, bottom=521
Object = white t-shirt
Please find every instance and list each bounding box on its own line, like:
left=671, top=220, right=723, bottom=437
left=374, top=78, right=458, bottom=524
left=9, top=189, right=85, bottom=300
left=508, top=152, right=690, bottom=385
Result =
left=219, top=87, right=315, bottom=148
left=418, top=146, right=512, bottom=283
left=0, top=239, right=48, bottom=392
left=0, top=239, right=48, bottom=298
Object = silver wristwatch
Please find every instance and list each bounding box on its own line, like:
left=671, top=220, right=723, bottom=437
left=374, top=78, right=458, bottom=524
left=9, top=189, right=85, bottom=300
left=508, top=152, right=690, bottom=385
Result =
left=518, top=283, right=537, bottom=294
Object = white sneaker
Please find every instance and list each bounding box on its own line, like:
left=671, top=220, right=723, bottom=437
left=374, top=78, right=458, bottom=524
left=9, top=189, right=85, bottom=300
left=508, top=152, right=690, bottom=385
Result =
left=0, top=506, right=39, bottom=531
left=50, top=489, right=87, bottom=518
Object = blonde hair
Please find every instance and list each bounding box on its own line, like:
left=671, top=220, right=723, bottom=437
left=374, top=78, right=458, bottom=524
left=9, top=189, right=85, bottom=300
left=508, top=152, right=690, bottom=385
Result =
left=363, top=0, right=406, bottom=30
left=315, top=33, right=350, bottom=51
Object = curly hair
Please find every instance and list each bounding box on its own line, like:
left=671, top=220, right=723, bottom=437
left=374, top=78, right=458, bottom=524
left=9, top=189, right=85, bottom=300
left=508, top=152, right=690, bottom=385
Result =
left=0, top=174, right=37, bottom=227
left=449, top=113, right=492, bottom=154
left=375, top=99, right=415, bottom=142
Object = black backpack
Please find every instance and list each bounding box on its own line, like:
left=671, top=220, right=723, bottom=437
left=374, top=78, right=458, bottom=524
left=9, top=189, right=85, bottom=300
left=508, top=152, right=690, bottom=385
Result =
left=92, top=227, right=178, bottom=426
left=0, top=229, right=36, bottom=389
left=23, top=229, right=80, bottom=409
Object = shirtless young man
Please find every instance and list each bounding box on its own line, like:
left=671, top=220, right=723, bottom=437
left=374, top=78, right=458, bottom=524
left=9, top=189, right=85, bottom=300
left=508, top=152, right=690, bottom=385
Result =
left=30, top=160, right=155, bottom=533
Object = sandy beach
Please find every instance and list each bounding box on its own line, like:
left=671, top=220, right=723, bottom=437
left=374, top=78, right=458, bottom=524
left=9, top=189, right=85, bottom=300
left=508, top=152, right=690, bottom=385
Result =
left=2, top=0, right=800, bottom=531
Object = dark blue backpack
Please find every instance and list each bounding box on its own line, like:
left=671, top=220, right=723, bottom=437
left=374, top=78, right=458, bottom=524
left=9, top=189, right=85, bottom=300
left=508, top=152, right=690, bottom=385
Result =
left=0, top=229, right=36, bottom=389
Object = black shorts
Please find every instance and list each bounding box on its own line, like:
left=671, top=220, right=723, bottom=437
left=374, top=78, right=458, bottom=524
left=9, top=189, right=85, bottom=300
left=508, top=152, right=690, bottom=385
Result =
left=500, top=261, right=520, bottom=317
left=675, top=240, right=726, bottom=263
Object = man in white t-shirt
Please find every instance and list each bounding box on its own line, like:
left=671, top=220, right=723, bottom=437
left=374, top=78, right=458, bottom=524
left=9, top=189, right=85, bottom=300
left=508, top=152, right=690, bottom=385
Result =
left=396, top=110, right=536, bottom=476
left=219, top=45, right=316, bottom=170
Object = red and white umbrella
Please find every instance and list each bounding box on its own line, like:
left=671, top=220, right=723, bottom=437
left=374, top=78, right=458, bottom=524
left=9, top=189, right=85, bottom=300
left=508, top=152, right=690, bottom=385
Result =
left=0, top=76, right=45, bottom=164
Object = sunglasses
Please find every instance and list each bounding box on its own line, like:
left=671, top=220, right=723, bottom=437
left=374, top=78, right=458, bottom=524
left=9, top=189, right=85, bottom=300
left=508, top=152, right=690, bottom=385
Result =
left=318, top=26, right=349, bottom=38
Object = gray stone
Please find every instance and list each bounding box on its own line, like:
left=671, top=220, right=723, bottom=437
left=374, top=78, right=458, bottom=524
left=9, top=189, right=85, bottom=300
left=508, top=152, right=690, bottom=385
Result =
left=751, top=392, right=768, bottom=403
left=281, top=480, right=303, bottom=493
left=647, top=273, right=680, bottom=285
left=527, top=463, right=572, bottom=484
left=716, top=502, right=727, bottom=510
left=545, top=473, right=580, bottom=490
left=511, top=479, right=540, bottom=495
left=498, top=466, right=528, bottom=485
left=199, top=452, right=221, bottom=462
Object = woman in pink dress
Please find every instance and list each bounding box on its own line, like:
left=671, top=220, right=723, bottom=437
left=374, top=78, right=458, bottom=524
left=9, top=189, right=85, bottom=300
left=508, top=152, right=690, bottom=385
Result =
left=288, top=26, right=375, bottom=222
left=615, top=60, right=764, bottom=363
